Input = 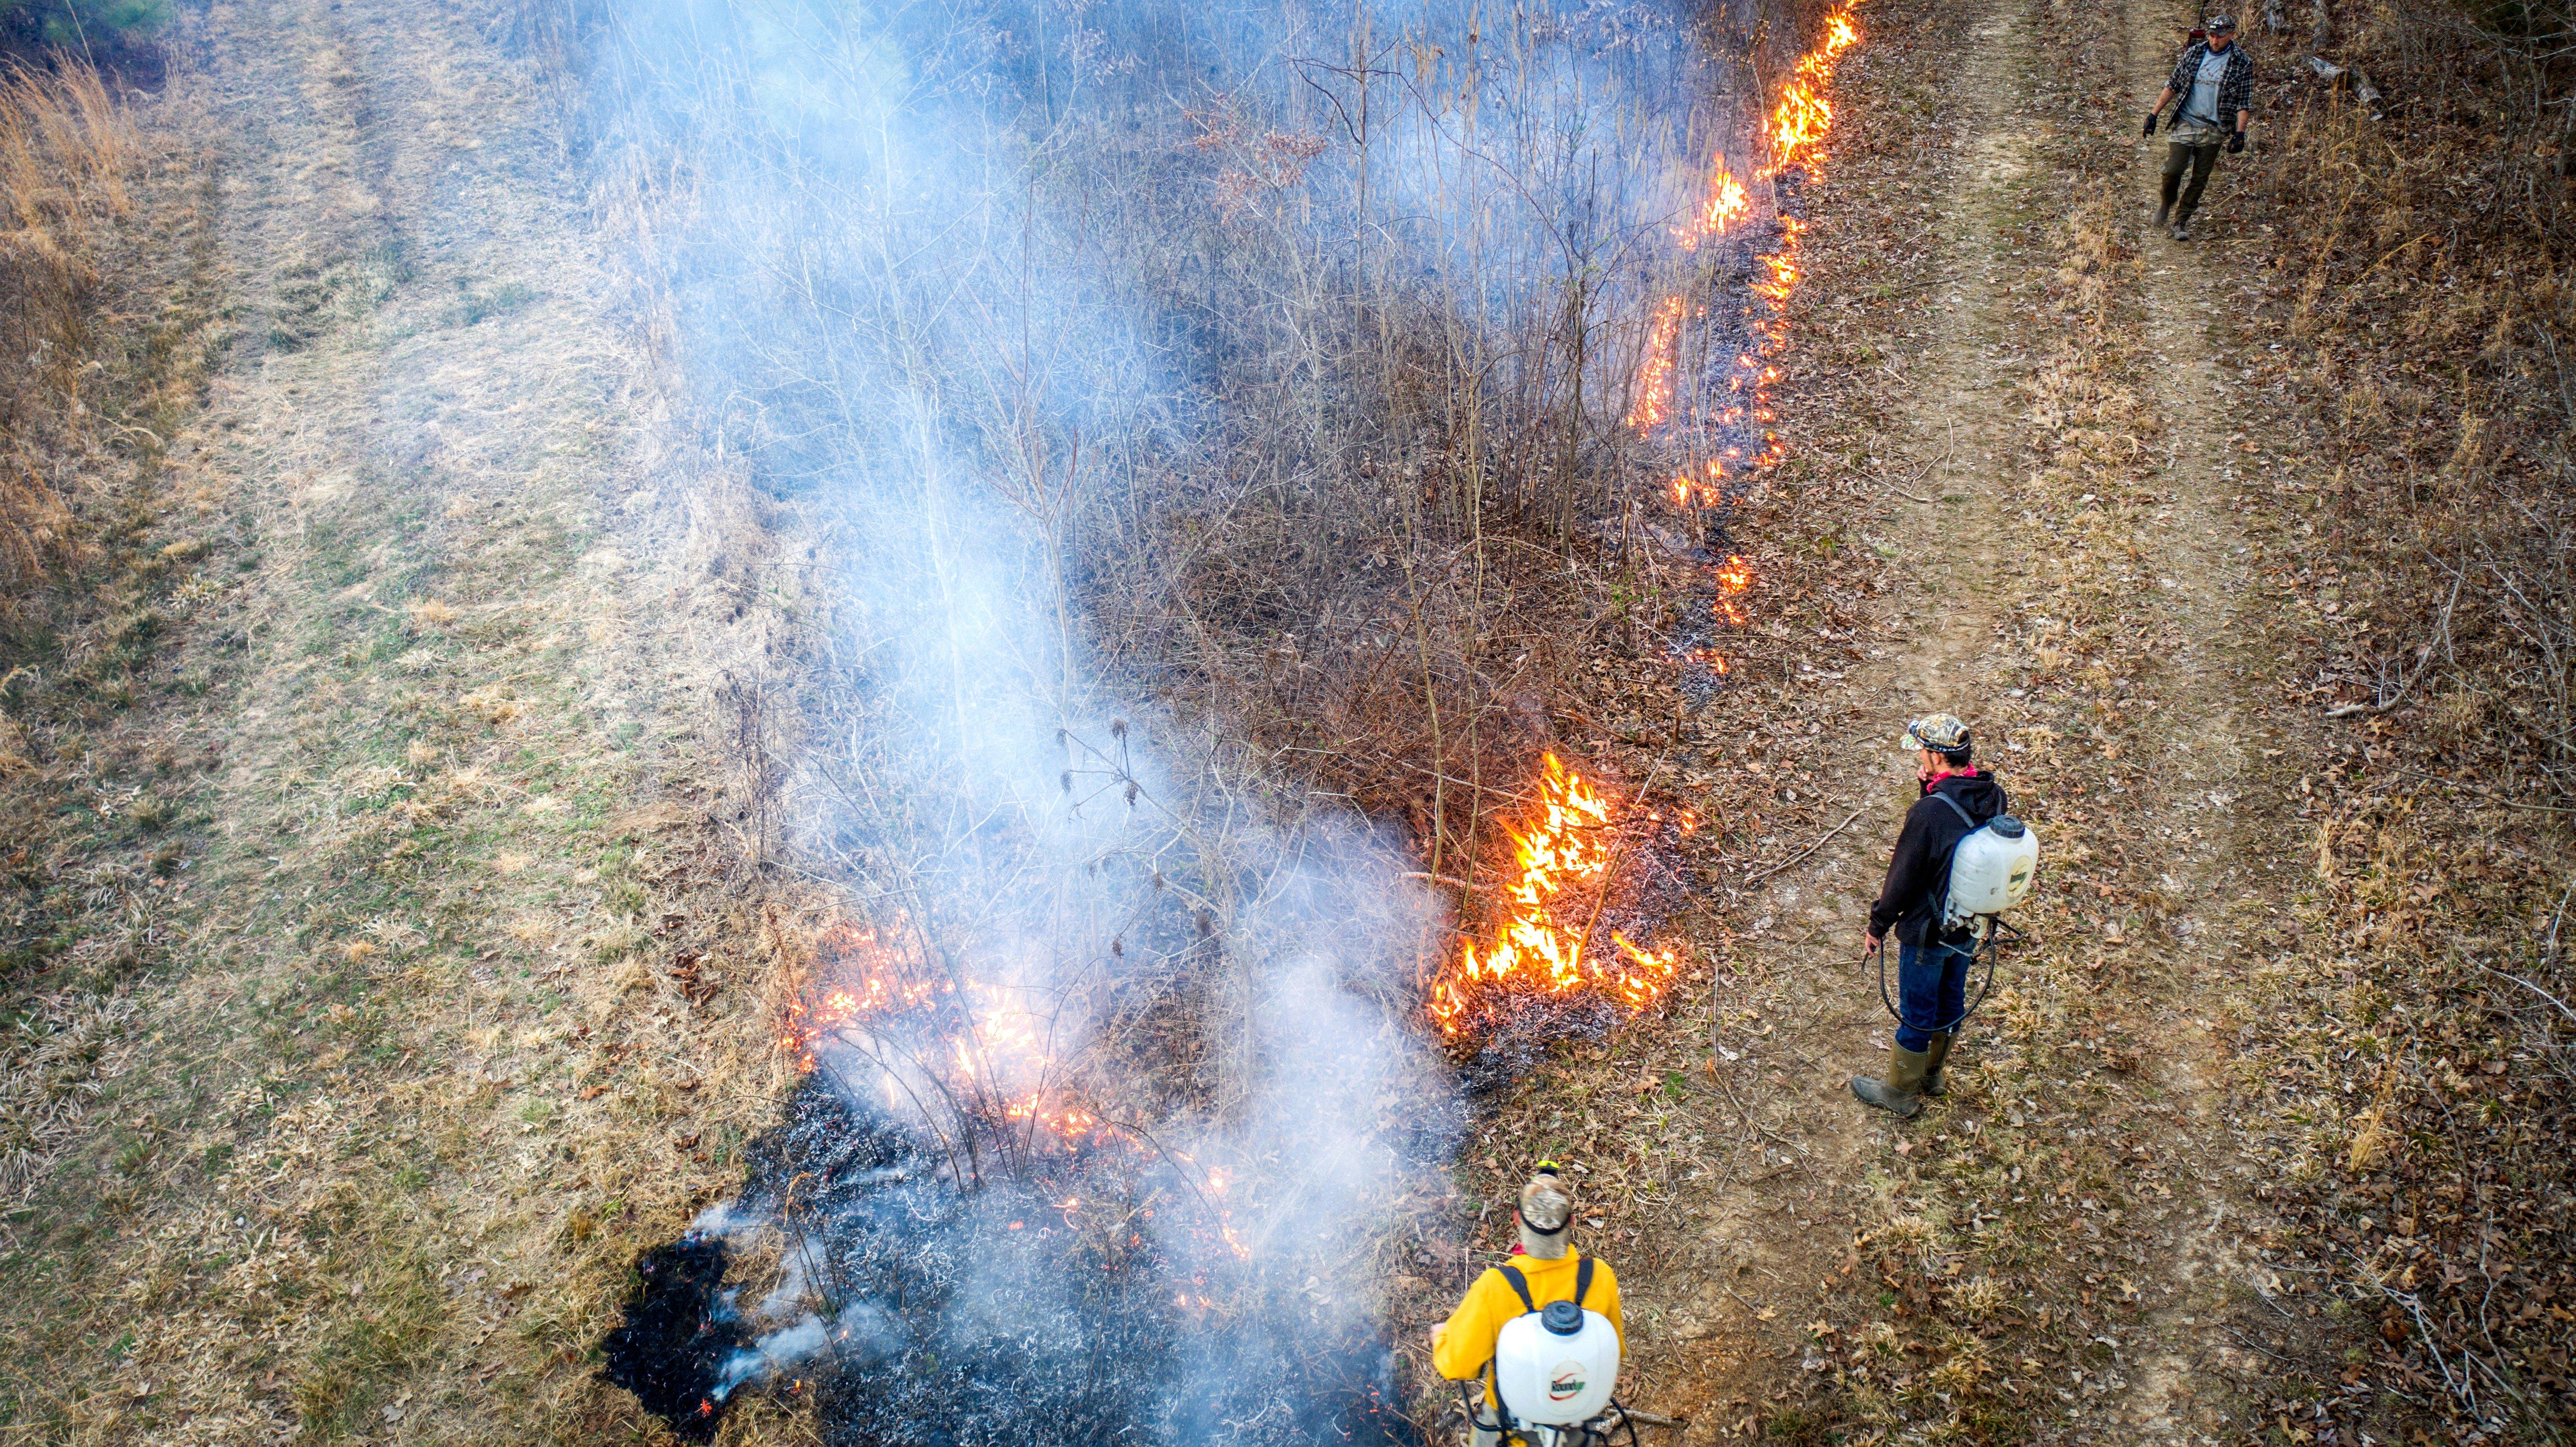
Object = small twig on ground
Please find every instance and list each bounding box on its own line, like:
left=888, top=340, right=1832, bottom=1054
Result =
left=2483, top=967, right=2576, bottom=1028
left=2382, top=1284, right=2476, bottom=1410
left=2545, top=873, right=2576, bottom=964
left=1620, top=1408, right=1688, bottom=1429
left=2383, top=765, right=2576, bottom=814
left=1744, top=808, right=1868, bottom=884
left=2222, top=1325, right=2298, bottom=1364
left=1875, top=455, right=1937, bottom=504
left=2324, top=575, right=2460, bottom=718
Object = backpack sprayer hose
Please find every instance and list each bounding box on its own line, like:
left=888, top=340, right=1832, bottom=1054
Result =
left=1870, top=920, right=2023, bottom=1035
left=1456, top=1384, right=1644, bottom=1447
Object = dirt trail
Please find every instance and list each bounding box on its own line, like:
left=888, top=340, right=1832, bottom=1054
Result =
left=2100, top=0, right=2301, bottom=1432
left=1626, top=0, right=2064, bottom=1427
left=1620, top=0, right=2327, bottom=1437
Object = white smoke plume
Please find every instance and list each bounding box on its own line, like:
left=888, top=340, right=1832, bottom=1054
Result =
left=572, top=0, right=1757, bottom=1437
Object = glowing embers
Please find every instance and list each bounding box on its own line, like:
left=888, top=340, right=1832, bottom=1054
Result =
left=1626, top=296, right=1688, bottom=430
left=1429, top=755, right=1687, bottom=1036
left=1713, top=553, right=1754, bottom=624
left=785, top=922, right=1101, bottom=1151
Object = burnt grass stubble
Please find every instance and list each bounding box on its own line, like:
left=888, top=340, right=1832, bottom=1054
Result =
left=605, top=1076, right=1451, bottom=1446
left=599, top=808, right=1700, bottom=1442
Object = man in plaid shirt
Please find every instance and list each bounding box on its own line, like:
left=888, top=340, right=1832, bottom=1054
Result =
left=2141, top=14, right=2253, bottom=240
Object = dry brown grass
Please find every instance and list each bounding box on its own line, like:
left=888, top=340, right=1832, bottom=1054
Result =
left=2204, top=14, right=2576, bottom=1435
left=0, top=59, right=132, bottom=599
left=0, top=27, right=801, bottom=1447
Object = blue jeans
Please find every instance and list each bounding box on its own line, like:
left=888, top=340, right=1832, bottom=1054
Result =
left=1894, top=940, right=1974, bottom=1052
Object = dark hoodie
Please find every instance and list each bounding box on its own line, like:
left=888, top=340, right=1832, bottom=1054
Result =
left=1869, top=769, right=2011, bottom=948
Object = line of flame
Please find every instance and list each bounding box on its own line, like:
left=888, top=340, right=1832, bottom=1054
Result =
left=1453, top=5, right=1864, bottom=1035
left=1428, top=755, right=1688, bottom=1035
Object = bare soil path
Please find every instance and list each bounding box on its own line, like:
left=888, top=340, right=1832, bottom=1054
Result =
left=1550, top=0, right=2336, bottom=1439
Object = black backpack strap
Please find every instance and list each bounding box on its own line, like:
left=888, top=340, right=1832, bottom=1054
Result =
left=1574, top=1254, right=1595, bottom=1308
left=1930, top=791, right=1976, bottom=828
left=1496, top=1264, right=1538, bottom=1315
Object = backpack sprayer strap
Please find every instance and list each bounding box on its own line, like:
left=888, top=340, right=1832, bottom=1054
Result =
left=1500, top=1255, right=1593, bottom=1314
left=1483, top=1258, right=1602, bottom=1442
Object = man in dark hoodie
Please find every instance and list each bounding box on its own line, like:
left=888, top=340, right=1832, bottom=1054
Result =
left=1852, top=714, right=2008, bottom=1118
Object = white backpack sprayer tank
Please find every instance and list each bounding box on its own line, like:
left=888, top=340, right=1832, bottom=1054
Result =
left=1873, top=801, right=2043, bottom=1035
left=1941, top=814, right=2039, bottom=932
left=1494, top=1300, right=1620, bottom=1430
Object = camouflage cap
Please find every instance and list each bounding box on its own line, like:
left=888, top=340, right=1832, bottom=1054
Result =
left=1899, top=714, right=1972, bottom=756
left=1518, top=1167, right=1573, bottom=1234
left=2204, top=12, right=2238, bottom=30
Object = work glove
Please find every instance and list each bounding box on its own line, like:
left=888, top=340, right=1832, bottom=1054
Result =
left=2227, top=129, right=2246, bottom=153
left=2141, top=112, right=2158, bottom=137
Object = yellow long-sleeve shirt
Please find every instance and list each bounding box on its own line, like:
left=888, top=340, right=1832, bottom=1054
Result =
left=1432, top=1249, right=1625, bottom=1395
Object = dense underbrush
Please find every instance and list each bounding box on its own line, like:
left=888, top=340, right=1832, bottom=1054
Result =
left=2230, top=4, right=2576, bottom=1437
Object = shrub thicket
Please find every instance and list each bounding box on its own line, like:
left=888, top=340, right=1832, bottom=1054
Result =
left=2232, top=1, right=2576, bottom=1435
left=0, top=0, right=167, bottom=59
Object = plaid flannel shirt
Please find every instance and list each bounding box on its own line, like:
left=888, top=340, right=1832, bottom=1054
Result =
left=2163, top=41, right=2253, bottom=133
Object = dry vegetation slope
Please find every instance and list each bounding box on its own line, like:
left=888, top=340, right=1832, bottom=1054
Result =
left=0, top=0, right=803, bottom=1441
left=1437, top=0, right=2573, bottom=1443
left=0, top=0, right=2560, bottom=1442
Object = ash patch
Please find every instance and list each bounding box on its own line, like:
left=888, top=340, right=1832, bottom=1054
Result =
left=598, top=1235, right=745, bottom=1442
left=1454, top=995, right=1625, bottom=1096
left=611, top=1077, right=1428, bottom=1447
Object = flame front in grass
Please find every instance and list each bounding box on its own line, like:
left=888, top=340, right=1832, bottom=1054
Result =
left=787, top=922, right=1106, bottom=1150
left=1626, top=296, right=1687, bottom=430
left=1676, top=163, right=1752, bottom=251
left=1764, top=9, right=1862, bottom=180
left=1430, top=754, right=1681, bottom=1034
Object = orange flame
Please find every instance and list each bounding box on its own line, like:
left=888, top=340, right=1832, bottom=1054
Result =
left=1429, top=755, right=1682, bottom=1034
left=1633, top=6, right=1857, bottom=442
left=784, top=924, right=1106, bottom=1148
left=1714, top=553, right=1754, bottom=625
left=1625, top=296, right=1686, bottom=430
left=1764, top=9, right=1862, bottom=179
left=1676, top=163, right=1752, bottom=251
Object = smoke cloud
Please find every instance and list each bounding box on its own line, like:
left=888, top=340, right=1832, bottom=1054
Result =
left=574, top=0, right=1759, bottom=1438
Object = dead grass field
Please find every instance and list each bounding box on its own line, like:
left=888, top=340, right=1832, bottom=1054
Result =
left=0, top=0, right=2564, bottom=1443
left=0, top=2, right=824, bottom=1441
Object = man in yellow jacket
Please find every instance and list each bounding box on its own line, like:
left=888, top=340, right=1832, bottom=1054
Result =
left=1430, top=1165, right=1624, bottom=1444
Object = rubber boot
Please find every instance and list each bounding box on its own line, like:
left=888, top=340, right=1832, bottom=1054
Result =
left=2153, top=200, right=2171, bottom=229
left=1850, top=1044, right=1931, bottom=1118
left=1922, top=1032, right=1955, bottom=1098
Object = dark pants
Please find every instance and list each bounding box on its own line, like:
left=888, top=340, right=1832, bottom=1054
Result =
left=2159, top=140, right=2220, bottom=221
left=1894, top=939, right=1974, bottom=1052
